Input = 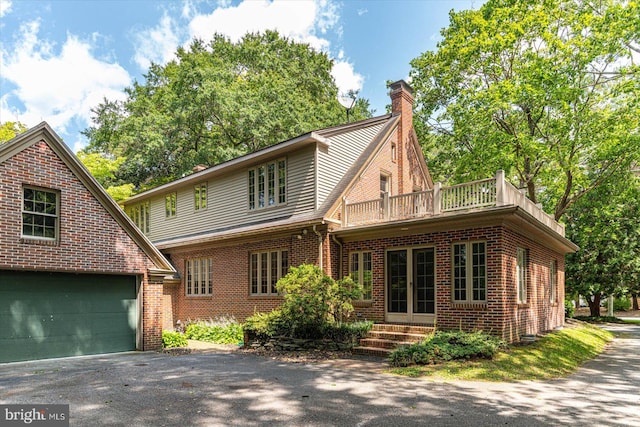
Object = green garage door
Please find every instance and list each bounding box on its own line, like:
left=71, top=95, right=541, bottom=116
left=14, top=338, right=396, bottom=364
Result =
left=0, top=271, right=137, bottom=363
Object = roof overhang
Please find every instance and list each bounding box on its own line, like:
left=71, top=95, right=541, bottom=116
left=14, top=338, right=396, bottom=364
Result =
left=333, top=206, right=578, bottom=254
left=154, top=216, right=326, bottom=250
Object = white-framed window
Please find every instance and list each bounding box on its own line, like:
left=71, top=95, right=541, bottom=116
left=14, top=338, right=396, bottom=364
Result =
left=250, top=250, right=289, bottom=295
left=165, top=192, right=177, bottom=218
left=380, top=174, right=390, bottom=199
left=350, top=251, right=373, bottom=300
left=248, top=159, right=286, bottom=210
left=550, top=259, right=557, bottom=303
left=517, top=247, right=528, bottom=304
left=194, top=183, right=207, bottom=211
left=186, top=258, right=213, bottom=296
left=127, top=201, right=150, bottom=234
left=452, top=241, right=487, bottom=302
left=22, top=186, right=59, bottom=240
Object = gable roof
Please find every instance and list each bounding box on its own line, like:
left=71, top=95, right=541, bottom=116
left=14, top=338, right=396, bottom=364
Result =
left=0, top=122, right=175, bottom=275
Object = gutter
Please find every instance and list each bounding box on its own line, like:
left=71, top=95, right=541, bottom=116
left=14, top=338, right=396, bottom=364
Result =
left=313, top=224, right=323, bottom=270
left=332, top=233, right=343, bottom=277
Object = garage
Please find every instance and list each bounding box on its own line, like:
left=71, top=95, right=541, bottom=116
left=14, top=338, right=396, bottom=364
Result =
left=0, top=270, right=138, bottom=363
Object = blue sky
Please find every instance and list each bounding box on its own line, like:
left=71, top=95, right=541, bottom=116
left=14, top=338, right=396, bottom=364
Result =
left=0, top=0, right=482, bottom=151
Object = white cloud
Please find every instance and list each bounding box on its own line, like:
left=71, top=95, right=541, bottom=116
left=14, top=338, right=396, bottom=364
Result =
left=132, top=12, right=180, bottom=69
left=357, top=8, right=368, bottom=16
left=0, top=0, right=12, bottom=17
left=332, top=60, right=363, bottom=96
left=185, top=0, right=359, bottom=95
left=0, top=20, right=130, bottom=137
left=188, top=0, right=335, bottom=51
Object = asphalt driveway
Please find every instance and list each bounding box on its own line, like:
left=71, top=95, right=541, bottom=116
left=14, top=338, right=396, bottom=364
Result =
left=1, top=324, right=638, bottom=427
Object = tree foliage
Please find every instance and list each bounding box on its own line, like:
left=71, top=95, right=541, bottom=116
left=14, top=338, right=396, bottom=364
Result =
left=565, top=171, right=640, bottom=316
left=0, top=121, right=27, bottom=143
left=77, top=151, right=134, bottom=202
left=410, top=0, right=640, bottom=220
left=83, top=31, right=371, bottom=189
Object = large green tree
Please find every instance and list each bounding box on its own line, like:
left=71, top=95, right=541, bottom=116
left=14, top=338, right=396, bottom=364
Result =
left=410, top=0, right=639, bottom=220
left=565, top=171, right=640, bottom=316
left=0, top=121, right=27, bottom=143
left=84, top=31, right=371, bottom=188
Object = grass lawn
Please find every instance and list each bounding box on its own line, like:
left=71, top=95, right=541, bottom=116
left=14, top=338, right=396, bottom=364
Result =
left=387, top=322, right=614, bottom=381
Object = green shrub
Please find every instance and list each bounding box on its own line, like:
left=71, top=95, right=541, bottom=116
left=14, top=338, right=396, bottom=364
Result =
left=184, top=319, right=244, bottom=344
left=243, top=310, right=289, bottom=339
left=244, top=265, right=366, bottom=341
left=162, top=330, right=188, bottom=348
left=613, top=297, right=631, bottom=312
left=564, top=299, right=575, bottom=318
left=321, top=321, right=374, bottom=342
left=388, top=330, right=505, bottom=367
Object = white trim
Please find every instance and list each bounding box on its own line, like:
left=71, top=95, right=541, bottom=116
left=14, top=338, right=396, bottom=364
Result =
left=517, top=247, right=528, bottom=304
left=384, top=245, right=436, bottom=324
left=451, top=241, right=488, bottom=303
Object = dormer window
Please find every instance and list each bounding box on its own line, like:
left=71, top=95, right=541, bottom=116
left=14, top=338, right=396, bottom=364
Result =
left=248, top=159, right=286, bottom=210
left=165, top=192, right=177, bottom=218
left=194, top=183, right=207, bottom=210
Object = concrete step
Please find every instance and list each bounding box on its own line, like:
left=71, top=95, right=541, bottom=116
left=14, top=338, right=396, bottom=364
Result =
left=353, top=324, right=433, bottom=357
left=370, top=324, right=434, bottom=335
left=366, top=331, right=426, bottom=343
left=358, top=338, right=417, bottom=350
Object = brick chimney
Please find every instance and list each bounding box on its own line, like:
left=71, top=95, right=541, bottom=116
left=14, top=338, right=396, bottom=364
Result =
left=389, top=80, right=414, bottom=194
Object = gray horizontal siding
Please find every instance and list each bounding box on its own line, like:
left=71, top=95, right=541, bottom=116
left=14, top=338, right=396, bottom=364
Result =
left=316, top=123, right=386, bottom=208
left=137, top=145, right=317, bottom=243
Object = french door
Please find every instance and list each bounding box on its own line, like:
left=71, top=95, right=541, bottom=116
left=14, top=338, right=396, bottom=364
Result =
left=386, top=248, right=435, bottom=323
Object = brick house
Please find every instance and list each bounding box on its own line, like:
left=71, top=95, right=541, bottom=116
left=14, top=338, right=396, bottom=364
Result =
left=123, top=80, right=577, bottom=343
left=0, top=123, right=175, bottom=362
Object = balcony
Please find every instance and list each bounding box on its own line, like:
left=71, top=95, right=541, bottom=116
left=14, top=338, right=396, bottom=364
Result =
left=341, top=170, right=565, bottom=236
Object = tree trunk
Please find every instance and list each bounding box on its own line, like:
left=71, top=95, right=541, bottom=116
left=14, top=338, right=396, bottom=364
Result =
left=588, top=293, right=601, bottom=317
left=633, top=294, right=639, bottom=311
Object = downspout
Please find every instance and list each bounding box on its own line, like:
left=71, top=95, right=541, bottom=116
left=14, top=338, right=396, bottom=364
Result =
left=332, top=234, right=343, bottom=278
left=313, top=224, right=323, bottom=271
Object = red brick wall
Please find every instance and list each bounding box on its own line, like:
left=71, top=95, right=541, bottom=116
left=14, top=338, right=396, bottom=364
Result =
left=163, top=227, right=324, bottom=325
left=341, top=225, right=565, bottom=342
left=500, top=228, right=565, bottom=342
left=143, top=274, right=165, bottom=350
left=0, top=140, right=163, bottom=350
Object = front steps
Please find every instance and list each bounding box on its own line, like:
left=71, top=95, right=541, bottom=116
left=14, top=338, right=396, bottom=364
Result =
left=353, top=324, right=434, bottom=357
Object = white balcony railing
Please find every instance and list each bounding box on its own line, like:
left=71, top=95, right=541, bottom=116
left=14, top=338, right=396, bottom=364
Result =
left=342, top=170, right=565, bottom=236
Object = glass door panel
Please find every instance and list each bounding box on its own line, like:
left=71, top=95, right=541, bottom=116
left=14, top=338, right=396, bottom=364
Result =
left=387, top=250, right=408, bottom=313
left=413, top=248, right=435, bottom=314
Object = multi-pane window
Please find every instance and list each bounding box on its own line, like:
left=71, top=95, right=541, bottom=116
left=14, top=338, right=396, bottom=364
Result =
left=22, top=187, right=58, bottom=240
left=248, top=159, right=286, bottom=210
left=127, top=202, right=150, bottom=234
left=186, top=258, right=213, bottom=296
left=194, top=183, right=207, bottom=211
left=452, top=242, right=487, bottom=302
left=380, top=174, right=389, bottom=199
left=517, top=248, right=528, bottom=304
left=549, top=259, right=557, bottom=303
left=165, top=192, right=177, bottom=218
left=250, top=250, right=289, bottom=295
left=350, top=251, right=373, bottom=300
